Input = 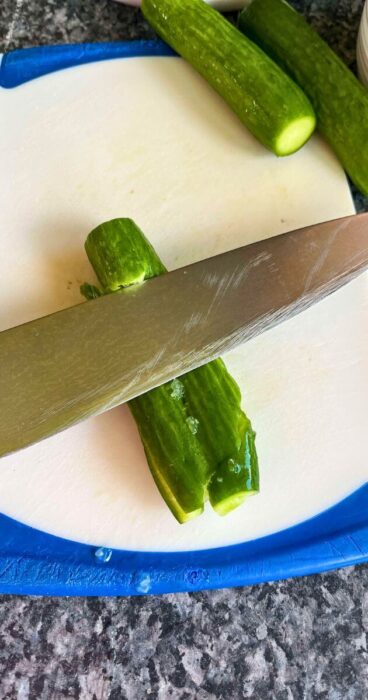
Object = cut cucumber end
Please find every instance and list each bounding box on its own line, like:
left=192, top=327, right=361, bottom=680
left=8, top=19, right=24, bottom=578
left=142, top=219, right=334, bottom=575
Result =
left=212, top=490, right=258, bottom=517
left=275, top=115, right=316, bottom=156
left=157, top=484, right=205, bottom=525
left=147, top=451, right=205, bottom=525
left=178, top=506, right=205, bottom=524
left=85, top=218, right=167, bottom=291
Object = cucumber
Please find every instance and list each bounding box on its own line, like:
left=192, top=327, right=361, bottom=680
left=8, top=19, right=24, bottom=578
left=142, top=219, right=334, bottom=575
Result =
left=239, top=0, right=368, bottom=195
left=179, top=362, right=259, bottom=514
left=208, top=414, right=259, bottom=516
left=128, top=383, right=209, bottom=523
left=82, top=218, right=259, bottom=522
left=85, top=218, right=166, bottom=292
left=141, top=0, right=316, bottom=156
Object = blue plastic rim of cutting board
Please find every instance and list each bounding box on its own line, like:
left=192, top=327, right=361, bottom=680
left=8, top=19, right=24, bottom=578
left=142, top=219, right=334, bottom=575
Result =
left=0, top=42, right=367, bottom=595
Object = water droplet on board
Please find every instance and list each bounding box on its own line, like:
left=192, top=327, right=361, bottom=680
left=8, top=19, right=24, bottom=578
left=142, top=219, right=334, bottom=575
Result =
left=135, top=573, right=152, bottom=594
left=94, top=547, right=113, bottom=564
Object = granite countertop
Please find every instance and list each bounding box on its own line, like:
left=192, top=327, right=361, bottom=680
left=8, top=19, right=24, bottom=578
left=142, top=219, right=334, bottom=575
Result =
left=0, top=1, right=367, bottom=698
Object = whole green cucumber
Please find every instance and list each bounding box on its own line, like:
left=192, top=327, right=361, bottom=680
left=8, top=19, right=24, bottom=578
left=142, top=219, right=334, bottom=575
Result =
left=239, top=0, right=368, bottom=195
left=141, top=0, right=316, bottom=156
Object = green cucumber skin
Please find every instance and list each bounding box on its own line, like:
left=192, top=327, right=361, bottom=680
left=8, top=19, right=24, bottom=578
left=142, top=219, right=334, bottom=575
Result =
left=141, top=0, right=315, bottom=156
left=208, top=417, right=259, bottom=515
left=129, top=384, right=208, bottom=520
left=86, top=219, right=166, bottom=292
left=85, top=221, right=206, bottom=523
left=84, top=218, right=259, bottom=522
left=239, top=0, right=368, bottom=195
left=178, top=361, right=259, bottom=511
left=180, top=360, right=251, bottom=468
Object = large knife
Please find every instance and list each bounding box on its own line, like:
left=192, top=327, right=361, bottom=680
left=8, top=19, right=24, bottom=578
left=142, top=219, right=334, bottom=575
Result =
left=1, top=213, right=368, bottom=458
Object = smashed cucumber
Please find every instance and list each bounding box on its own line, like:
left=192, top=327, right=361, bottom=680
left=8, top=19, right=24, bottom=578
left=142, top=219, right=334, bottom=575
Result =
left=82, top=218, right=259, bottom=523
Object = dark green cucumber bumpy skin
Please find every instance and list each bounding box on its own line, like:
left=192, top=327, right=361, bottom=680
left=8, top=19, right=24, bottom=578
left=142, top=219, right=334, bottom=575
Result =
left=239, top=0, right=368, bottom=195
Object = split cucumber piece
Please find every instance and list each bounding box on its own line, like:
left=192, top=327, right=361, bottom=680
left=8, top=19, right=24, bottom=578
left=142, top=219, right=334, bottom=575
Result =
left=83, top=218, right=259, bottom=522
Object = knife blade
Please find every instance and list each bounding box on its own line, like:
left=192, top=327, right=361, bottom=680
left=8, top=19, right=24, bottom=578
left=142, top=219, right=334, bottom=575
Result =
left=1, top=212, right=368, bottom=458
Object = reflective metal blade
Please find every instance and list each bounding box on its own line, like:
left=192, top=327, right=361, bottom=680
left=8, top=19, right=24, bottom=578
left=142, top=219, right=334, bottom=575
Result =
left=1, top=213, right=368, bottom=457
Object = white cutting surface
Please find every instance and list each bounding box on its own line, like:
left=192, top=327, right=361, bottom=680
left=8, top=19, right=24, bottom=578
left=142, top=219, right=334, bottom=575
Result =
left=0, top=57, right=367, bottom=551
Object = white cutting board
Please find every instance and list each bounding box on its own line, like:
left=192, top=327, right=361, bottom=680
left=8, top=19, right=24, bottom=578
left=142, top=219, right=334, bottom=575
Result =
left=0, top=56, right=367, bottom=552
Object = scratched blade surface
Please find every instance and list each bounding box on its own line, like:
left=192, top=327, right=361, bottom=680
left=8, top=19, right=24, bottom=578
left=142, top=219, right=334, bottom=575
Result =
left=1, top=213, right=368, bottom=458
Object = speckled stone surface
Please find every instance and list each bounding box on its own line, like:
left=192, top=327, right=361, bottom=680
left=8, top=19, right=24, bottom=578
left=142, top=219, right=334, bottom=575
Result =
left=0, top=1, right=367, bottom=698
